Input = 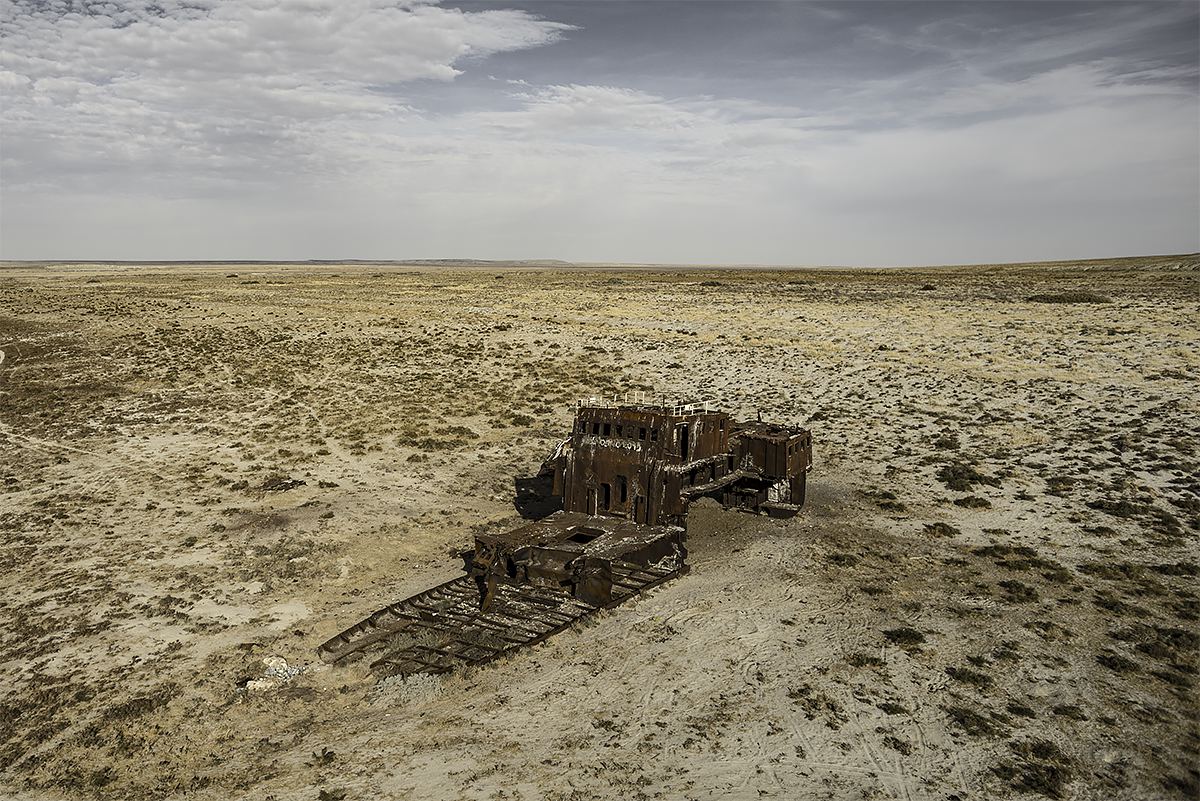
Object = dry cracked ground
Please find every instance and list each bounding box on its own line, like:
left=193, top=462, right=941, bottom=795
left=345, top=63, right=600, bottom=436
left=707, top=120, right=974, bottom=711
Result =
left=1, top=256, right=1197, bottom=801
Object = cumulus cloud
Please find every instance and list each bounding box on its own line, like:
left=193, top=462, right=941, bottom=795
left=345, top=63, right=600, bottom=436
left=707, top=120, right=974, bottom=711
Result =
left=0, top=0, right=573, bottom=190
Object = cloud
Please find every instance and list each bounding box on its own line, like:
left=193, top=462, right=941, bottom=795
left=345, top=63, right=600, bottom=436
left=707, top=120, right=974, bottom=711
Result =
left=0, top=1, right=1195, bottom=263
left=834, top=2, right=1198, bottom=127
left=0, top=0, right=573, bottom=191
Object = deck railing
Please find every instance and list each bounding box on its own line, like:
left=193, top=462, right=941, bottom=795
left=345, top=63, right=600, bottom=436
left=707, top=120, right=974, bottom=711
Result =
left=575, top=393, right=720, bottom=415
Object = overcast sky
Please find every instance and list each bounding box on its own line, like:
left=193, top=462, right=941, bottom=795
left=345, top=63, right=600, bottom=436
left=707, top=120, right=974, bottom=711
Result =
left=1, top=0, right=1197, bottom=265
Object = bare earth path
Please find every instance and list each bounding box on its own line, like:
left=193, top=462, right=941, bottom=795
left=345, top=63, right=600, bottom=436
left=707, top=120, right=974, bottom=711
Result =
left=1, top=256, right=1197, bottom=800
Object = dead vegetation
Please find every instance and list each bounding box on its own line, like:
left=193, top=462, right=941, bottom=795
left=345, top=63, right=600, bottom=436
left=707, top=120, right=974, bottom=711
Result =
left=0, top=257, right=1197, bottom=800
left=1027, top=290, right=1112, bottom=304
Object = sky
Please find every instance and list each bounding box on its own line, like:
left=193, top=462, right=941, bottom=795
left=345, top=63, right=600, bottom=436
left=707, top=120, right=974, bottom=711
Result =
left=0, top=0, right=1197, bottom=265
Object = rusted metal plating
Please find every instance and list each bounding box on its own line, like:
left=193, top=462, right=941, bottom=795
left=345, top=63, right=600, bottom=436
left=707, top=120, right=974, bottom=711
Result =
left=319, top=402, right=812, bottom=677
left=550, top=403, right=812, bottom=525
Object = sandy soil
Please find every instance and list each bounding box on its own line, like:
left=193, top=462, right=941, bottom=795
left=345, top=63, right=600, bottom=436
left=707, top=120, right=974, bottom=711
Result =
left=1, top=256, right=1197, bottom=801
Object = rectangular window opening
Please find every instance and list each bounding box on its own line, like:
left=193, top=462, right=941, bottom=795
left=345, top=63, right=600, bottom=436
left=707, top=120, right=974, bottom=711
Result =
left=568, top=527, right=604, bottom=544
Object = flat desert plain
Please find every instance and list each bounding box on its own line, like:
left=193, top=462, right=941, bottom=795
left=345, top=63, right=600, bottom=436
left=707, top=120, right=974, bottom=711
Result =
left=1, top=256, right=1198, bottom=801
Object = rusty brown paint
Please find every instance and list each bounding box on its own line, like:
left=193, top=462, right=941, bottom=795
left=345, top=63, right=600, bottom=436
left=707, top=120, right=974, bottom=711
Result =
left=320, top=401, right=812, bottom=677
left=549, top=403, right=811, bottom=525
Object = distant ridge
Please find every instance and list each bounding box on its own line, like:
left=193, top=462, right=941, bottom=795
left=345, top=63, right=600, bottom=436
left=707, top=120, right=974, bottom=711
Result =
left=0, top=258, right=577, bottom=267
left=380, top=259, right=575, bottom=267
left=1, top=254, right=1195, bottom=271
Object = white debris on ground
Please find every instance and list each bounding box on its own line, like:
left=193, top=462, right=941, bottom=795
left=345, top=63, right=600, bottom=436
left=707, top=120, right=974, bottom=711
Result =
left=243, top=656, right=307, bottom=692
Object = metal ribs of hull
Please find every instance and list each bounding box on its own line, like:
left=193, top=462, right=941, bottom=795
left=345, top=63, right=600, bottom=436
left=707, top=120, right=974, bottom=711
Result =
left=317, top=562, right=683, bottom=678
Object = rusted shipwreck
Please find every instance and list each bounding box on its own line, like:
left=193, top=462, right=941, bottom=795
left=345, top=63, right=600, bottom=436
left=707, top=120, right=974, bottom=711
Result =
left=318, top=398, right=812, bottom=678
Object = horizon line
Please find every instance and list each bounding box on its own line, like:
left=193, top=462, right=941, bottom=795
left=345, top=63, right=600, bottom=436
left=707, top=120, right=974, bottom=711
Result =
left=2, top=251, right=1197, bottom=272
